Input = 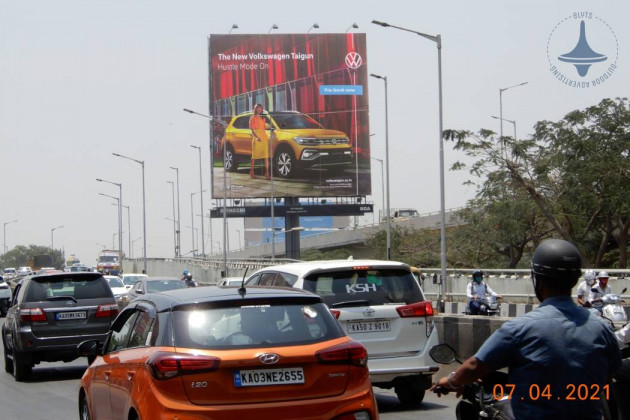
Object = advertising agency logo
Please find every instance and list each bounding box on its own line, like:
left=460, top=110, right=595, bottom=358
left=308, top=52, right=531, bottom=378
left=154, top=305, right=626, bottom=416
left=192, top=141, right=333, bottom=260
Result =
left=345, top=52, right=363, bottom=69
left=547, top=12, right=618, bottom=88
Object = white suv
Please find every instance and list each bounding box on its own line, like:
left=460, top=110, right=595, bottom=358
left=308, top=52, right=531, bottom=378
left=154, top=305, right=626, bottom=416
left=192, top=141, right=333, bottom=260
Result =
left=245, top=259, right=439, bottom=405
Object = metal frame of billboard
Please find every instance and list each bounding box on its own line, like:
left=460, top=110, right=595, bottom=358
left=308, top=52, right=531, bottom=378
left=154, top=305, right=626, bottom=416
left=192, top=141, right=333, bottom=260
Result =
left=210, top=203, right=373, bottom=218
left=208, top=33, right=372, bottom=200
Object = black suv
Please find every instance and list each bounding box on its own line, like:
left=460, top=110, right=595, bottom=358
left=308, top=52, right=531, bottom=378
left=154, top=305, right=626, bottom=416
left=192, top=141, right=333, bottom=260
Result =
left=2, top=272, right=118, bottom=380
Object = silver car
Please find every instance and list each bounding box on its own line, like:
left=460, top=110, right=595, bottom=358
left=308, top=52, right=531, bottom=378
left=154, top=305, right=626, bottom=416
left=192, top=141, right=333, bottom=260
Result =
left=245, top=259, right=440, bottom=405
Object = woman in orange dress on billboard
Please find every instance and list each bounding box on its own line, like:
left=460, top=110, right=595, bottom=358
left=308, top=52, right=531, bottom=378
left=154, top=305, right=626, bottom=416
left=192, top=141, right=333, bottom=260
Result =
left=249, top=103, right=270, bottom=179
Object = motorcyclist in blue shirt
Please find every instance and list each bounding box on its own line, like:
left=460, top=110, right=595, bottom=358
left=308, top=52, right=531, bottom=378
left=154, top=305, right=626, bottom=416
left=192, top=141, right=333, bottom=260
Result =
left=433, top=239, right=621, bottom=420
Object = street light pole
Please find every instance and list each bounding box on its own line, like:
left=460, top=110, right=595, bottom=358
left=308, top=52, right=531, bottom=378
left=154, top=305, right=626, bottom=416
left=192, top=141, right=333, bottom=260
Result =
left=190, top=145, right=206, bottom=257
left=183, top=108, right=228, bottom=275
left=491, top=116, right=517, bottom=141
left=96, top=178, right=123, bottom=270
left=372, top=20, right=447, bottom=293
left=131, top=237, right=142, bottom=259
left=112, top=153, right=146, bottom=274
left=167, top=181, right=177, bottom=256
left=3, top=220, right=18, bottom=255
left=371, top=157, right=385, bottom=223
left=499, top=82, right=527, bottom=155
left=169, top=166, right=181, bottom=257
left=51, top=225, right=64, bottom=250
left=124, top=205, right=131, bottom=257
left=370, top=74, right=392, bottom=260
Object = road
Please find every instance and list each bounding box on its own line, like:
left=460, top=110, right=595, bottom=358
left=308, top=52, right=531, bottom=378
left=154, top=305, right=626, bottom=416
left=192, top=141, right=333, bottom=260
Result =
left=0, top=320, right=458, bottom=419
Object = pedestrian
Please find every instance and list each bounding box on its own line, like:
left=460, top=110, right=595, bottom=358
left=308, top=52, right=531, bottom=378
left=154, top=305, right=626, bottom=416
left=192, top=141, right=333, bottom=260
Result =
left=249, top=103, right=270, bottom=179
left=432, top=239, right=621, bottom=420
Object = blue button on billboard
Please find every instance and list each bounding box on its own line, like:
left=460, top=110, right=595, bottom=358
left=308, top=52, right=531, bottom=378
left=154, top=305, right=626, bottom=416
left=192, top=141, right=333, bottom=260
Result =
left=319, top=85, right=364, bottom=95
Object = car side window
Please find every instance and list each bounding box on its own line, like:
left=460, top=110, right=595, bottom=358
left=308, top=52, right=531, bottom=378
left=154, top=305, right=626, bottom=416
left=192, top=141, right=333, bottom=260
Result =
left=106, top=311, right=139, bottom=353
left=128, top=310, right=155, bottom=348
left=273, top=272, right=297, bottom=287
left=234, top=116, right=250, bottom=129
left=245, top=274, right=261, bottom=285
left=259, top=273, right=276, bottom=286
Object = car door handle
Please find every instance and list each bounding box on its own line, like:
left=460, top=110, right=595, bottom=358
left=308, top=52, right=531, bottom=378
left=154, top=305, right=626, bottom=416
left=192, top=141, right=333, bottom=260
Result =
left=126, top=371, right=135, bottom=381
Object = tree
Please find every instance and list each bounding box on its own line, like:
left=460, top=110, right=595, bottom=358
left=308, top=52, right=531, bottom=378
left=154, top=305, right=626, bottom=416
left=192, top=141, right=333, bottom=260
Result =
left=0, top=245, right=64, bottom=270
left=445, top=97, right=630, bottom=268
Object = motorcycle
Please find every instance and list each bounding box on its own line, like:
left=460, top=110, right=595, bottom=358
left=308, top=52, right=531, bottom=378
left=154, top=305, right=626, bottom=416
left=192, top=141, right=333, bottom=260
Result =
left=430, top=344, right=514, bottom=420
left=465, top=295, right=501, bottom=316
left=591, top=287, right=627, bottom=329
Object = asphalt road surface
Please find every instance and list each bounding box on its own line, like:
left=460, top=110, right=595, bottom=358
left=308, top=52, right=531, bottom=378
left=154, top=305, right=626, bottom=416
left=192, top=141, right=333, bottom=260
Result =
left=0, top=320, right=458, bottom=419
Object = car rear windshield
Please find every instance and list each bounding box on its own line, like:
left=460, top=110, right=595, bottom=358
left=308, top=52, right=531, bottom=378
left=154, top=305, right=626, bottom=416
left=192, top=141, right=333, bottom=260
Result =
left=107, top=277, right=124, bottom=288
left=147, top=279, right=187, bottom=293
left=24, top=276, right=113, bottom=302
left=303, top=268, right=425, bottom=307
left=123, top=275, right=146, bottom=286
left=172, top=302, right=342, bottom=350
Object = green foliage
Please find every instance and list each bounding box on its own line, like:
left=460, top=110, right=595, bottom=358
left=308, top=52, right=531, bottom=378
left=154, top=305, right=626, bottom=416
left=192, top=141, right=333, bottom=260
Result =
left=300, top=248, right=354, bottom=261
left=0, top=245, right=65, bottom=270
left=445, top=97, right=630, bottom=268
left=367, top=98, right=630, bottom=269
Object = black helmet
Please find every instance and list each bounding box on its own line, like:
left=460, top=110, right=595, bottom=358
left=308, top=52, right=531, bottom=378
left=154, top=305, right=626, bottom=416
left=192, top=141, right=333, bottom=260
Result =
left=531, top=239, right=581, bottom=280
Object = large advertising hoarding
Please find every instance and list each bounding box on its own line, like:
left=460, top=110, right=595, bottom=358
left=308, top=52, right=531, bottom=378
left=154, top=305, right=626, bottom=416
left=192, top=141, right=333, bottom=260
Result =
left=209, top=33, right=371, bottom=199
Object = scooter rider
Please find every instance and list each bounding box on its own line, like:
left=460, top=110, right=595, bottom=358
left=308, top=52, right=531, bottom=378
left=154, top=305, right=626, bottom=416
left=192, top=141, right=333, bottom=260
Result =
left=433, top=239, right=621, bottom=420
left=577, top=269, right=597, bottom=307
left=466, top=269, right=501, bottom=315
left=590, top=271, right=612, bottom=310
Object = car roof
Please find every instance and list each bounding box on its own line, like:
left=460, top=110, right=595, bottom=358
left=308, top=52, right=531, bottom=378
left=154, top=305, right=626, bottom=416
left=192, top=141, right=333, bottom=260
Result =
left=122, top=273, right=148, bottom=277
left=29, top=271, right=104, bottom=281
left=130, top=285, right=321, bottom=312
left=143, top=277, right=181, bottom=281
left=252, top=259, right=411, bottom=277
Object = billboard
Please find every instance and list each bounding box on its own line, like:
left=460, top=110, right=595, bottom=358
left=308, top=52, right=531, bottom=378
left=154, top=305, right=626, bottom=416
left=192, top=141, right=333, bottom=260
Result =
left=209, top=33, right=371, bottom=199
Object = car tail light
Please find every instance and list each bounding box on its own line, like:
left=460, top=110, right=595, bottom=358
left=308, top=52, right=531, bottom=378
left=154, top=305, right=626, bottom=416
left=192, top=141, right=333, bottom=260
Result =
left=396, top=301, right=434, bottom=317
left=316, top=341, right=368, bottom=367
left=96, top=304, right=119, bottom=318
left=147, top=352, right=221, bottom=380
left=19, top=308, right=47, bottom=322
left=330, top=309, right=341, bottom=319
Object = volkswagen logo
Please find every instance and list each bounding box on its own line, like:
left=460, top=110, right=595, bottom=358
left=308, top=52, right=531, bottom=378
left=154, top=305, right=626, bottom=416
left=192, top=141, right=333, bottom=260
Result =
left=66, top=301, right=76, bottom=307
left=258, top=353, right=280, bottom=365
left=363, top=308, right=375, bottom=318
left=345, top=52, right=363, bottom=69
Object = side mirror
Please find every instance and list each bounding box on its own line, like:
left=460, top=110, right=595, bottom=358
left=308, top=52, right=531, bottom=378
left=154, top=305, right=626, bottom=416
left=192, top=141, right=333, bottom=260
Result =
left=78, top=339, right=102, bottom=356
left=622, top=287, right=627, bottom=294
left=429, top=343, right=458, bottom=364
left=136, top=289, right=144, bottom=295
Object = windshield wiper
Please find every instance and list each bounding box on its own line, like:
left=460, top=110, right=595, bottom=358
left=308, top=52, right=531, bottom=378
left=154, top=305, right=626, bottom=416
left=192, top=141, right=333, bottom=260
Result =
left=330, top=299, right=371, bottom=308
left=46, top=296, right=77, bottom=303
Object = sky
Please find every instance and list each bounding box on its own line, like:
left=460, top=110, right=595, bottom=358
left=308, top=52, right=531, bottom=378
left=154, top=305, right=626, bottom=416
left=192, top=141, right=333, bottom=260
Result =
left=1, top=0, right=628, bottom=265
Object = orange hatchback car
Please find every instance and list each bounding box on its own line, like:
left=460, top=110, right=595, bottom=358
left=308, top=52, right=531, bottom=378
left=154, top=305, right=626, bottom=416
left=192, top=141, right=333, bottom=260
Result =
left=78, top=286, right=378, bottom=420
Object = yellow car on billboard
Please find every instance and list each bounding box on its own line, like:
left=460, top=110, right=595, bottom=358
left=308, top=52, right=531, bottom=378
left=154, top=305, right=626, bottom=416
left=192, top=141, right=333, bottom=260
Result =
left=221, top=110, right=352, bottom=178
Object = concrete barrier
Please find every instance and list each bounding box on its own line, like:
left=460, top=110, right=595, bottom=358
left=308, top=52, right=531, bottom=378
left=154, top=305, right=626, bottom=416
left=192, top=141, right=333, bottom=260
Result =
left=433, top=315, right=508, bottom=361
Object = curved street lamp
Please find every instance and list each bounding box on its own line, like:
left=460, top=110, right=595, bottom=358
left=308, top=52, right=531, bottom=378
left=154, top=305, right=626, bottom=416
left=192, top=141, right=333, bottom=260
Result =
left=112, top=152, right=146, bottom=274
left=372, top=19, right=446, bottom=295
